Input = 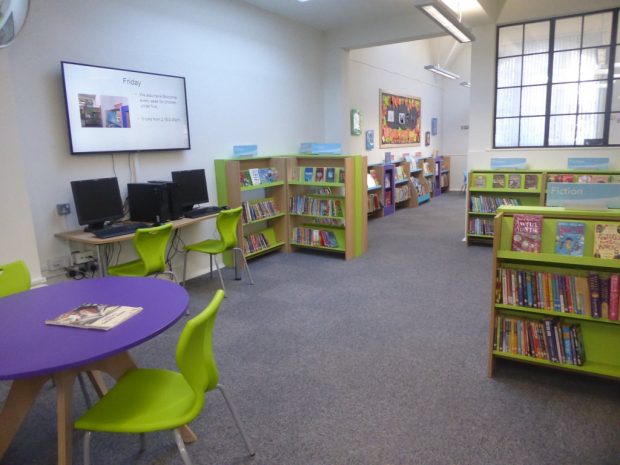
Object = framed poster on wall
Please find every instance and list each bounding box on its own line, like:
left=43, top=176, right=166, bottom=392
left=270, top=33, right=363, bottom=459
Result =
left=379, top=90, right=421, bottom=148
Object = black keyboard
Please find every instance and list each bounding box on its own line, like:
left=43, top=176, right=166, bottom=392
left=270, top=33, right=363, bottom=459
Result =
left=93, top=222, right=150, bottom=239
left=184, top=206, right=221, bottom=218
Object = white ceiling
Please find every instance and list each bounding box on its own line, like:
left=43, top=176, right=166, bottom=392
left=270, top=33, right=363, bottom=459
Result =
left=240, top=0, right=493, bottom=33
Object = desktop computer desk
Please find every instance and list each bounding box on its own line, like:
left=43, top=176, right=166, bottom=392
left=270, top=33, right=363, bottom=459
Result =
left=55, top=213, right=239, bottom=279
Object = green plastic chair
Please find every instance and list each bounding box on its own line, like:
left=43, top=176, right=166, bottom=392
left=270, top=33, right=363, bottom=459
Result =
left=0, top=260, right=30, bottom=298
left=182, top=207, right=254, bottom=292
left=74, top=289, right=254, bottom=465
left=107, top=223, right=177, bottom=282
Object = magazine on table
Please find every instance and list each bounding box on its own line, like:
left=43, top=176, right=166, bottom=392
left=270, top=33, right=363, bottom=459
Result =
left=45, top=303, right=143, bottom=331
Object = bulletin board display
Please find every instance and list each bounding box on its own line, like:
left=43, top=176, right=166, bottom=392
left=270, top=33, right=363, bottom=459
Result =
left=379, top=90, right=421, bottom=148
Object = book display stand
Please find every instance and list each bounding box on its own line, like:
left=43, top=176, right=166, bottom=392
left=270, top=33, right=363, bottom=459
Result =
left=489, top=206, right=620, bottom=380
left=367, top=164, right=385, bottom=218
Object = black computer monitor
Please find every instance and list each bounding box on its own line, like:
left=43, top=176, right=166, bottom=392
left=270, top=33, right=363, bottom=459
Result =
left=70, top=177, right=124, bottom=231
left=171, top=169, right=209, bottom=212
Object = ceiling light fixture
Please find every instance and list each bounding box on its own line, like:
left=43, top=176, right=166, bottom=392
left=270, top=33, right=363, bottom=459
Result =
left=417, top=1, right=475, bottom=43
left=460, top=81, right=471, bottom=87
left=424, top=64, right=460, bottom=79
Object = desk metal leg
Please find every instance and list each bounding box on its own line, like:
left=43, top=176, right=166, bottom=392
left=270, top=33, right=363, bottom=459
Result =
left=234, top=248, right=241, bottom=280
left=95, top=245, right=106, bottom=277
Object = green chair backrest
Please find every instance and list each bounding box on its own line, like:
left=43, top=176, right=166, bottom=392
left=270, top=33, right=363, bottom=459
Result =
left=216, top=207, right=242, bottom=250
left=134, top=223, right=173, bottom=275
left=176, top=289, right=224, bottom=401
left=0, top=260, right=31, bottom=298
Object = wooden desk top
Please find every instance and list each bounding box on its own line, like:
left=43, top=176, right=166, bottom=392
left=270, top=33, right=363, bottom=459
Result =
left=55, top=214, right=218, bottom=245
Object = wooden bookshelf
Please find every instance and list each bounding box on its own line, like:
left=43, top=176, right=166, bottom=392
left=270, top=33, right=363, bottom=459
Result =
left=286, top=155, right=368, bottom=260
left=488, top=206, right=620, bottom=380
left=367, top=164, right=384, bottom=219
left=411, top=157, right=432, bottom=205
left=393, top=160, right=416, bottom=209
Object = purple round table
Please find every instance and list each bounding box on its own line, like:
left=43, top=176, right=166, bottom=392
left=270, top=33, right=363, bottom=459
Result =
left=0, top=277, right=190, bottom=465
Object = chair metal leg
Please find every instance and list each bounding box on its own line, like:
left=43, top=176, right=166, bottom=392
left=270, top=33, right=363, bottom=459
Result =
left=217, top=384, right=255, bottom=456
left=173, top=428, right=195, bottom=465
left=77, top=373, right=92, bottom=408
left=182, top=251, right=189, bottom=287
left=209, top=254, right=213, bottom=278
left=139, top=433, right=146, bottom=452
left=83, top=431, right=92, bottom=465
left=234, top=248, right=254, bottom=285
left=212, top=255, right=226, bottom=294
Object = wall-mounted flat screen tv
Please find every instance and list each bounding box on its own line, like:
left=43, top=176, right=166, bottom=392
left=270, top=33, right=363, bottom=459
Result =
left=61, top=61, right=191, bottom=154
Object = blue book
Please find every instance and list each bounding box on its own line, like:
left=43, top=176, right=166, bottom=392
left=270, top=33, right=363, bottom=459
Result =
left=555, top=222, right=585, bottom=256
left=562, top=325, right=574, bottom=365
left=304, top=167, right=314, bottom=182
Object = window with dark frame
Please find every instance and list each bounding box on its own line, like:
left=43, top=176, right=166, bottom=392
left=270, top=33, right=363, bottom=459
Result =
left=494, top=8, right=620, bottom=148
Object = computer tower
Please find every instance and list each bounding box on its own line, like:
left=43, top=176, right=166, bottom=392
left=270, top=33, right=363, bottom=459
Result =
left=128, top=183, right=171, bottom=223
left=148, top=180, right=183, bottom=220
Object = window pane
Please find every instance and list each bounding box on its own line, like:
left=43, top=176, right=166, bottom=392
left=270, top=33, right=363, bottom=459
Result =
left=583, top=12, right=612, bottom=47
left=580, top=47, right=609, bottom=81
left=496, top=88, right=521, bottom=117
left=522, top=53, right=548, bottom=85
left=524, top=21, right=550, bottom=54
left=549, top=115, right=576, bottom=145
left=521, top=86, right=547, bottom=116
left=578, top=81, right=608, bottom=113
left=498, top=25, right=523, bottom=57
left=497, top=56, right=522, bottom=87
left=495, top=118, right=520, bottom=147
left=552, top=50, right=580, bottom=82
left=576, top=113, right=604, bottom=145
left=612, top=79, right=620, bottom=111
left=554, top=16, right=582, bottom=51
left=551, top=83, right=578, bottom=114
left=610, top=112, right=620, bottom=144
left=520, top=117, right=545, bottom=146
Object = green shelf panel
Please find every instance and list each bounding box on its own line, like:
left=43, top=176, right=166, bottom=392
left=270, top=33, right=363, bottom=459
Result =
left=290, top=213, right=344, bottom=220
left=243, top=212, right=286, bottom=226
left=467, top=234, right=494, bottom=239
left=469, top=188, right=540, bottom=194
left=492, top=351, right=620, bottom=378
left=290, top=243, right=346, bottom=253
left=469, top=211, right=497, bottom=216
left=245, top=242, right=285, bottom=259
left=288, top=181, right=345, bottom=188
left=495, top=304, right=620, bottom=325
left=240, top=181, right=285, bottom=191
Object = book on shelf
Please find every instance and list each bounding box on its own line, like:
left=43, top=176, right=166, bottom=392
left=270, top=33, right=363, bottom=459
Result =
left=303, top=167, right=314, bottom=182
left=248, top=168, right=261, bottom=186
left=590, top=175, right=611, bottom=183
left=492, top=174, right=505, bottom=188
left=338, top=168, right=345, bottom=183
left=554, top=221, right=585, bottom=256
left=474, top=174, right=487, bottom=188
left=524, top=174, right=538, bottom=189
left=508, top=174, right=521, bottom=189
left=367, top=173, right=377, bottom=188
left=548, top=174, right=575, bottom=183
left=315, top=167, right=325, bottom=183
left=243, top=232, right=271, bottom=254
left=240, top=170, right=253, bottom=187
left=593, top=223, right=620, bottom=259
left=45, top=303, right=142, bottom=331
left=326, top=167, right=336, bottom=183
left=588, top=272, right=601, bottom=318
left=511, top=214, right=543, bottom=253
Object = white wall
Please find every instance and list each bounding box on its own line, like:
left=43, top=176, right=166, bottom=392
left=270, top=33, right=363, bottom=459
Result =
left=1, top=0, right=325, bottom=279
left=347, top=41, right=445, bottom=166
left=468, top=1, right=620, bottom=172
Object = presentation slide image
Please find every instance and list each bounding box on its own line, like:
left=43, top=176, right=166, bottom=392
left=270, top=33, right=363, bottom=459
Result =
left=78, top=94, right=130, bottom=128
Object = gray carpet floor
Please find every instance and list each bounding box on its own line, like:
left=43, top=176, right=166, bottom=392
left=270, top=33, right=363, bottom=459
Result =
left=3, top=192, right=620, bottom=465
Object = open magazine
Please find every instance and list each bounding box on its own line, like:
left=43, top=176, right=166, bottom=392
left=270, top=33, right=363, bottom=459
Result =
left=45, top=303, right=143, bottom=331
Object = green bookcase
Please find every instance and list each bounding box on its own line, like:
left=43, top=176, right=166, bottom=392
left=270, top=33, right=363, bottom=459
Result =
left=488, top=205, right=620, bottom=380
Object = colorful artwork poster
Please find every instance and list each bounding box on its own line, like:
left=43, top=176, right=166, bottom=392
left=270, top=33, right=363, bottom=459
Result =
left=380, top=90, right=421, bottom=147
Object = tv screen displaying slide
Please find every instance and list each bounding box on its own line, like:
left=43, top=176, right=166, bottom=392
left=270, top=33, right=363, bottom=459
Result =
left=61, top=61, right=191, bottom=154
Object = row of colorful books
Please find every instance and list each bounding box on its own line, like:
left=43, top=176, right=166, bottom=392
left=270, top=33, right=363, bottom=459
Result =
left=310, top=217, right=344, bottom=227
left=474, top=173, right=539, bottom=190
left=241, top=200, right=279, bottom=224
left=547, top=174, right=620, bottom=183
left=292, top=227, right=339, bottom=248
left=394, top=185, right=411, bottom=203
left=493, top=316, right=585, bottom=366
left=291, top=166, right=345, bottom=184
left=496, top=268, right=620, bottom=320
left=368, top=193, right=382, bottom=213
left=511, top=214, right=620, bottom=259
left=470, top=196, right=520, bottom=213
left=240, top=167, right=279, bottom=187
left=468, top=218, right=494, bottom=236
left=243, top=232, right=271, bottom=254
left=289, top=196, right=343, bottom=218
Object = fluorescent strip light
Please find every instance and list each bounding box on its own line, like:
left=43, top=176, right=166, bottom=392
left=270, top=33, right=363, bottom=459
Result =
left=460, top=81, right=471, bottom=87
left=424, top=64, right=460, bottom=79
left=417, top=1, right=475, bottom=43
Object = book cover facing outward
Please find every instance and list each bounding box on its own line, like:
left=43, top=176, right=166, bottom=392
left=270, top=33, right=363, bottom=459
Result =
left=593, top=223, right=620, bottom=259
left=45, top=303, right=143, bottom=331
left=554, top=222, right=585, bottom=256
left=511, top=214, right=543, bottom=253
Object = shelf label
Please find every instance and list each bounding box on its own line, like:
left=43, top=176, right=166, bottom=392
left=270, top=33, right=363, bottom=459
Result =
left=567, top=158, right=610, bottom=170
left=490, top=158, right=527, bottom=170
left=300, top=143, right=342, bottom=155
left=233, top=145, right=257, bottom=157
left=546, top=182, right=620, bottom=209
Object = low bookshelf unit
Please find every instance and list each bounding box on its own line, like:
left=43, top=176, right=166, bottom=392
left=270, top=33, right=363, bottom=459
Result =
left=488, top=206, right=620, bottom=380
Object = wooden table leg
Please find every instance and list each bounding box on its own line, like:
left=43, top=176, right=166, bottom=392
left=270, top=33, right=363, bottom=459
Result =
left=54, top=371, right=78, bottom=465
left=0, top=376, right=49, bottom=460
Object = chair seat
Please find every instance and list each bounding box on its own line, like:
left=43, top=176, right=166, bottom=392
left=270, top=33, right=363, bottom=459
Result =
left=185, top=239, right=227, bottom=255
left=75, top=369, right=201, bottom=433
left=107, top=259, right=150, bottom=277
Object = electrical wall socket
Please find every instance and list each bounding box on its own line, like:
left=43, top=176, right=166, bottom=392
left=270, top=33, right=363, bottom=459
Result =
left=72, top=251, right=95, bottom=265
left=56, top=203, right=71, bottom=215
left=47, top=256, right=70, bottom=271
